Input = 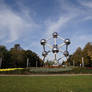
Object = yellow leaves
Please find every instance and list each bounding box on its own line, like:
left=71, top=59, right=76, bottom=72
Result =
left=0, top=68, right=24, bottom=72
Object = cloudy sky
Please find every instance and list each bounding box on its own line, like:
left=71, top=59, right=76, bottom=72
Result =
left=0, top=0, right=92, bottom=59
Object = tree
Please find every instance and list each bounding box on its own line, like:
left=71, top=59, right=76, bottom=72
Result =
left=25, top=50, right=43, bottom=67
left=71, top=47, right=82, bottom=66
left=67, top=55, right=73, bottom=66
left=9, top=44, right=26, bottom=68
left=0, top=45, right=9, bottom=68
left=0, top=44, right=43, bottom=68
left=82, top=42, right=92, bottom=67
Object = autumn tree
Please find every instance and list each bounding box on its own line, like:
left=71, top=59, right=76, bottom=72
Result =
left=68, top=47, right=82, bottom=66
left=82, top=42, right=92, bottom=67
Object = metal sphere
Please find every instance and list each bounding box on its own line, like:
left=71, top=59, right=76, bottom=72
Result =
left=52, top=44, right=59, bottom=53
left=52, top=32, right=58, bottom=38
left=42, top=51, right=48, bottom=57
left=63, top=51, right=69, bottom=57
left=40, top=32, right=71, bottom=63
left=64, top=39, right=71, bottom=45
left=40, top=39, right=46, bottom=45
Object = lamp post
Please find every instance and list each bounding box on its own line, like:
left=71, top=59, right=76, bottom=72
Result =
left=27, top=58, right=29, bottom=68
left=0, top=57, right=2, bottom=68
left=82, top=57, right=84, bottom=67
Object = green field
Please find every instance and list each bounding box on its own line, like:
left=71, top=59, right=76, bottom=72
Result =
left=0, top=75, right=92, bottom=92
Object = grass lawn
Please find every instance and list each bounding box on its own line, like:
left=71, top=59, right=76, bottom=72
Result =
left=0, top=75, right=92, bottom=92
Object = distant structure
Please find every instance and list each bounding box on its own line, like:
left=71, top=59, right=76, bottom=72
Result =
left=14, top=44, right=23, bottom=51
left=40, top=32, right=71, bottom=65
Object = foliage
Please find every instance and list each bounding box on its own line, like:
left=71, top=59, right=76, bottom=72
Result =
left=82, top=43, right=92, bottom=66
left=0, top=67, right=92, bottom=74
left=45, top=60, right=55, bottom=66
left=68, top=42, right=92, bottom=67
left=0, top=68, right=24, bottom=71
left=0, top=44, right=43, bottom=68
left=69, top=47, right=82, bottom=66
left=25, top=50, right=42, bottom=67
left=0, top=68, right=26, bottom=74
left=70, top=67, right=92, bottom=74
left=1, top=42, right=92, bottom=68
left=9, top=49, right=26, bottom=68
left=29, top=67, right=72, bottom=73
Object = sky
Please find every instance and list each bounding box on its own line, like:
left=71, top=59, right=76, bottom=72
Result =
left=0, top=0, right=92, bottom=61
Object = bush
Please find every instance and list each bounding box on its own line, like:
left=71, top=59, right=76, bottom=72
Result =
left=70, top=67, right=92, bottom=74
left=0, top=67, right=92, bottom=74
left=28, top=67, right=72, bottom=74
left=0, top=68, right=26, bottom=74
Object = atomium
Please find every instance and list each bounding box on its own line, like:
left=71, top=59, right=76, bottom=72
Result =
left=52, top=32, right=58, bottom=38
left=52, top=44, right=59, bottom=53
left=64, top=39, right=71, bottom=45
left=40, top=39, right=46, bottom=45
left=42, top=51, right=48, bottom=57
left=63, top=51, right=69, bottom=57
left=40, top=32, right=71, bottom=65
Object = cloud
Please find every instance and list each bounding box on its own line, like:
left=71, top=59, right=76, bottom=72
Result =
left=78, top=0, right=92, bottom=20
left=42, top=0, right=92, bottom=55
left=0, top=0, right=92, bottom=58
left=70, top=33, right=92, bottom=54
left=44, top=0, right=92, bottom=37
left=0, top=1, right=39, bottom=43
left=45, top=16, right=72, bottom=36
left=79, top=0, right=92, bottom=8
left=44, top=0, right=81, bottom=37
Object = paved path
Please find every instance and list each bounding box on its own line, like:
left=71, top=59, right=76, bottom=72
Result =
left=0, top=74, right=92, bottom=76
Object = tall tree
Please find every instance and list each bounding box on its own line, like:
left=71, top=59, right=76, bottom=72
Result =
left=0, top=45, right=9, bottom=68
left=25, top=50, right=42, bottom=67
left=9, top=44, right=26, bottom=68
left=71, top=47, right=82, bottom=66
left=82, top=42, right=92, bottom=67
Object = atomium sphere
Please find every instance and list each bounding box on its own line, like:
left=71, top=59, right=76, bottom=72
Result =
left=40, top=39, right=46, bottom=45
left=42, top=51, right=48, bottom=57
left=63, top=51, right=69, bottom=57
left=52, top=32, right=58, bottom=38
left=52, top=44, right=59, bottom=53
left=64, top=39, right=71, bottom=45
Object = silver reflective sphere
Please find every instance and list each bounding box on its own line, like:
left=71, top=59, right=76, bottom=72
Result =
left=42, top=51, right=48, bottom=57
left=40, top=39, right=46, bottom=45
left=52, top=32, right=58, bottom=38
left=63, top=51, right=69, bottom=57
left=64, top=39, right=71, bottom=45
left=52, top=44, right=59, bottom=53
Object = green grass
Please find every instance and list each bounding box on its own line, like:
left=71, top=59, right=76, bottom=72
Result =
left=0, top=75, right=92, bottom=92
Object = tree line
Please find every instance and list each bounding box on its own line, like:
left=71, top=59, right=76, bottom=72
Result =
left=67, top=42, right=92, bottom=67
left=0, top=42, right=92, bottom=68
left=0, top=44, right=43, bottom=68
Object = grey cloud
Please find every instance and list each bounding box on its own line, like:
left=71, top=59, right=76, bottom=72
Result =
left=0, top=1, right=39, bottom=43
